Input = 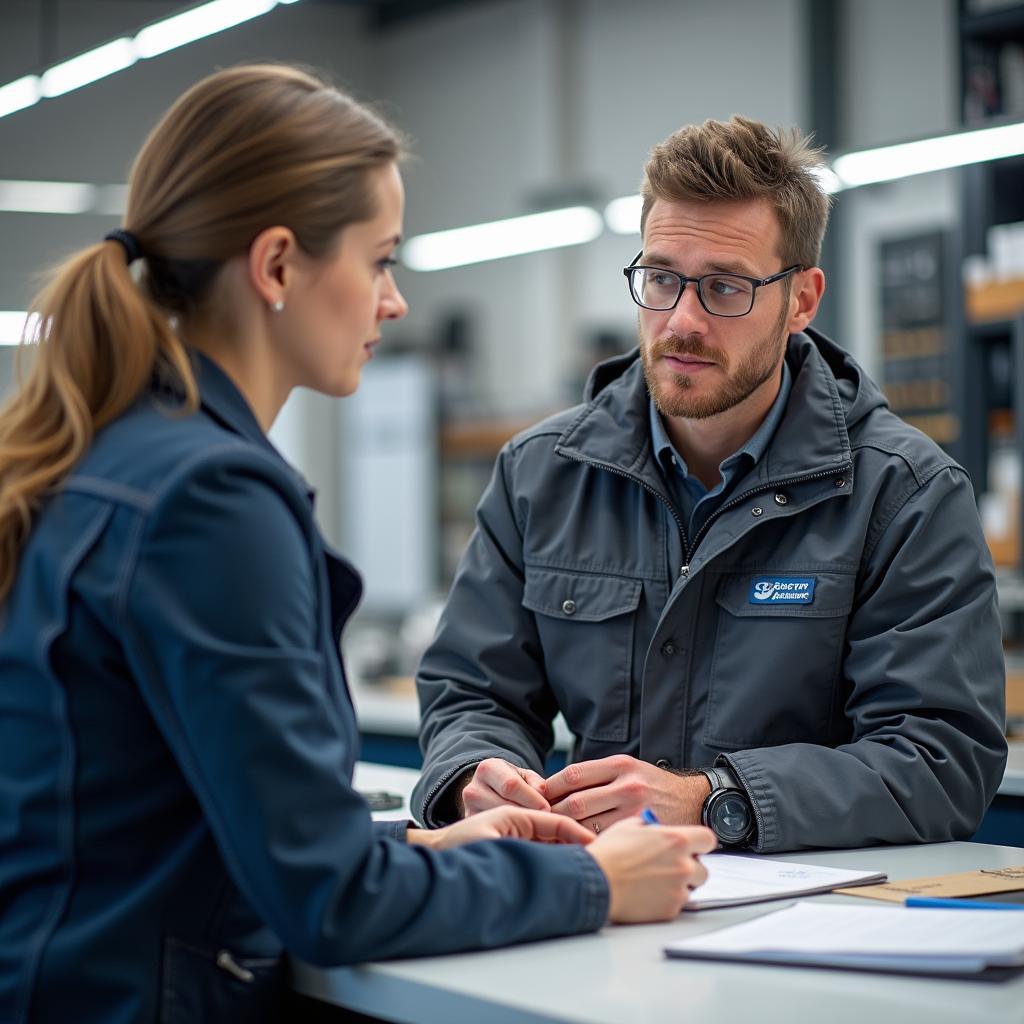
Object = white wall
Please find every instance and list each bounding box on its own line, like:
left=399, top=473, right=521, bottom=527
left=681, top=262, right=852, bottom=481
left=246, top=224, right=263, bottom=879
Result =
left=0, top=0, right=967, bottom=552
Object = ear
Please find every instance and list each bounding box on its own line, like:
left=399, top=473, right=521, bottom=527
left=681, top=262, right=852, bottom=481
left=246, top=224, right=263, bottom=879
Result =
left=247, top=226, right=300, bottom=309
left=786, top=267, right=826, bottom=334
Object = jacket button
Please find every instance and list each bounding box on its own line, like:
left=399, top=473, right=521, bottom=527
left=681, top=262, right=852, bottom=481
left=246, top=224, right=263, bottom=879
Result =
left=835, top=477, right=846, bottom=488
left=661, top=641, right=676, bottom=656
left=751, top=506, right=763, bottom=517
left=655, top=758, right=672, bottom=770
left=774, top=492, right=788, bottom=505
left=561, top=599, right=576, bottom=615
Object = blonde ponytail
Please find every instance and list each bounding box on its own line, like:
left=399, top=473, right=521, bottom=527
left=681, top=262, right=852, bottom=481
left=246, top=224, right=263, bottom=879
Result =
left=0, top=240, right=197, bottom=601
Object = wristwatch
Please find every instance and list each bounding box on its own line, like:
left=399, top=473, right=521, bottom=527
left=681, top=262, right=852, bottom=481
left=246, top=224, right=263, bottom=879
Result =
left=700, top=764, right=755, bottom=848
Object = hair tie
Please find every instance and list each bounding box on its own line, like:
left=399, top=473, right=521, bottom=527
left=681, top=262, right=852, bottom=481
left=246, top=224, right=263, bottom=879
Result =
left=104, top=229, right=143, bottom=265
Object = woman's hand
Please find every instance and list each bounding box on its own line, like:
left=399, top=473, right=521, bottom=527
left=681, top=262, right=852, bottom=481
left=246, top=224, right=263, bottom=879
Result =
left=408, top=806, right=595, bottom=851
left=585, top=818, right=717, bottom=923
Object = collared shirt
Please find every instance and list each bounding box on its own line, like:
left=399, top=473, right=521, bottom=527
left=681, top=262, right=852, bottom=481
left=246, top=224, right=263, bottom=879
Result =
left=649, top=360, right=792, bottom=549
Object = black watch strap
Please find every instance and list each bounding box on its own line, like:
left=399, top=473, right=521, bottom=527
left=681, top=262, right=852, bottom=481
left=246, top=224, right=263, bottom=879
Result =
left=701, top=764, right=741, bottom=793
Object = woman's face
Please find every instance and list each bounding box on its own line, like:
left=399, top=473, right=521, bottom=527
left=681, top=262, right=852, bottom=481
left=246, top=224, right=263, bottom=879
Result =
left=280, top=162, right=408, bottom=397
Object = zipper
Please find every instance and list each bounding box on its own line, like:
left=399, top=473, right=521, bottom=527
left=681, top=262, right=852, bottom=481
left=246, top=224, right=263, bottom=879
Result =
left=559, top=451, right=852, bottom=579
left=682, top=464, right=853, bottom=567
left=216, top=950, right=255, bottom=983
left=557, top=452, right=691, bottom=578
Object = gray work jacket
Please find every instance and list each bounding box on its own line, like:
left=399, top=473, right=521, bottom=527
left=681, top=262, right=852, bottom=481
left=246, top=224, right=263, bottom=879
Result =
left=414, top=330, right=1008, bottom=852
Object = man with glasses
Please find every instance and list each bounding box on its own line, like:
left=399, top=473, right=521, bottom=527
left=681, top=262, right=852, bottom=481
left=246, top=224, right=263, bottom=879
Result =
left=413, top=116, right=1006, bottom=852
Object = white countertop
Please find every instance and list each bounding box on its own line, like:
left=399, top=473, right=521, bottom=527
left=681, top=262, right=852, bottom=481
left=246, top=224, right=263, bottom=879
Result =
left=298, top=763, right=1024, bottom=1024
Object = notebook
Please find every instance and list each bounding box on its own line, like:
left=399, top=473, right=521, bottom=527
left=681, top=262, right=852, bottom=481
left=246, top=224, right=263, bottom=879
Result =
left=666, top=901, right=1024, bottom=978
left=684, top=853, right=886, bottom=910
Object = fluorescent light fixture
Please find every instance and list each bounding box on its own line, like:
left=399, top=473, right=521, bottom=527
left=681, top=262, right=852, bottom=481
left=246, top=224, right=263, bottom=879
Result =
left=135, top=0, right=277, bottom=59
left=0, top=180, right=96, bottom=214
left=833, top=120, right=1024, bottom=188
left=0, top=0, right=301, bottom=120
left=0, top=311, right=39, bottom=347
left=402, top=206, right=604, bottom=271
left=809, top=164, right=844, bottom=195
left=94, top=184, right=130, bottom=216
left=0, top=75, right=40, bottom=118
left=40, top=38, right=137, bottom=98
left=604, top=194, right=642, bottom=235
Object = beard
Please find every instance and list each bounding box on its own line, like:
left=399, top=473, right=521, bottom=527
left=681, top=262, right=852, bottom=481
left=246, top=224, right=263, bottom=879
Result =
left=640, top=293, right=791, bottom=420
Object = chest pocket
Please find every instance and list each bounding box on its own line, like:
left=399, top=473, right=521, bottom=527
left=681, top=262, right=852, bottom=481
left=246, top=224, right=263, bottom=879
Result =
left=704, top=570, right=854, bottom=748
left=523, top=567, right=641, bottom=742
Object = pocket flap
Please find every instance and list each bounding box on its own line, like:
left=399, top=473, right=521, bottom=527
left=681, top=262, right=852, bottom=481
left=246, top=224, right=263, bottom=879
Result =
left=523, top=568, right=641, bottom=622
left=715, top=570, right=853, bottom=618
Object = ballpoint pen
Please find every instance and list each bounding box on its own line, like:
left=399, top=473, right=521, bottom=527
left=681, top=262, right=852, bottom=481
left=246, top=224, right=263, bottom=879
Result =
left=905, top=896, right=1024, bottom=910
left=641, top=808, right=660, bottom=825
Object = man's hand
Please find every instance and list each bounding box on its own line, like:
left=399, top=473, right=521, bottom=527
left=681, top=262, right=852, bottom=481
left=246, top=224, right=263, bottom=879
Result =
left=408, top=806, right=593, bottom=850
left=459, top=757, right=550, bottom=817
left=544, top=755, right=710, bottom=833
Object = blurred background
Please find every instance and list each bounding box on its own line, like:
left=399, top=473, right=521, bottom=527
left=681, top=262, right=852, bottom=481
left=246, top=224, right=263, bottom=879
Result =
left=1, top=0, right=1023, bottom=763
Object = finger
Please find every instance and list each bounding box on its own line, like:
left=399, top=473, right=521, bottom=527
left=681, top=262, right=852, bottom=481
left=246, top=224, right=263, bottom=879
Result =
left=544, top=757, right=623, bottom=804
left=477, top=760, right=551, bottom=812
left=680, top=825, right=719, bottom=855
left=511, top=809, right=596, bottom=845
left=521, top=768, right=548, bottom=794
left=549, top=784, right=624, bottom=822
left=580, top=810, right=630, bottom=837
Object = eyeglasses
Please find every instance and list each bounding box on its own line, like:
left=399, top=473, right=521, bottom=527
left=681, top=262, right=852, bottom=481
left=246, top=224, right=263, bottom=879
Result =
left=623, top=252, right=803, bottom=317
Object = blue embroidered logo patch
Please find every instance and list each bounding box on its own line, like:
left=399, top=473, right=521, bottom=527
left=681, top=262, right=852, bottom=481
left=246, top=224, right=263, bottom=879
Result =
left=749, top=576, right=816, bottom=604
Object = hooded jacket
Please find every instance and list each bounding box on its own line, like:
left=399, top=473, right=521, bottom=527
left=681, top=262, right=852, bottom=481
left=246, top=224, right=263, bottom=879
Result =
left=414, top=329, right=1008, bottom=851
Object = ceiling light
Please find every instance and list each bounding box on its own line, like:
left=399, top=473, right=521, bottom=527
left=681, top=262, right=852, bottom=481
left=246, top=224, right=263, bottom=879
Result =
left=135, top=0, right=277, bottom=59
left=39, top=38, right=137, bottom=98
left=0, top=1, right=300, bottom=121
left=0, top=75, right=40, bottom=118
left=0, top=180, right=96, bottom=214
left=604, top=194, right=642, bottom=235
left=402, top=206, right=604, bottom=271
left=833, top=120, right=1024, bottom=188
left=0, top=311, right=37, bottom=347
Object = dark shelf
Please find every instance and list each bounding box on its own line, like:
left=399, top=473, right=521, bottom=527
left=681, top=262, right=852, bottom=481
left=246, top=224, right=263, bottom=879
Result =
left=961, top=3, right=1024, bottom=42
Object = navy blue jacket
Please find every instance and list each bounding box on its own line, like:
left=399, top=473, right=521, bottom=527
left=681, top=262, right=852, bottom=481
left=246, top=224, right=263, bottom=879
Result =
left=0, top=354, right=608, bottom=1023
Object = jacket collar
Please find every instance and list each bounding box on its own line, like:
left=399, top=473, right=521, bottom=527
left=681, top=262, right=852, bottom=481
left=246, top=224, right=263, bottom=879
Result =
left=557, top=329, right=859, bottom=490
left=165, top=351, right=316, bottom=502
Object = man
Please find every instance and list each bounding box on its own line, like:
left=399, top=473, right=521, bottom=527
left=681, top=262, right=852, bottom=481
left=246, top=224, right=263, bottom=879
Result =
left=413, top=116, right=1007, bottom=852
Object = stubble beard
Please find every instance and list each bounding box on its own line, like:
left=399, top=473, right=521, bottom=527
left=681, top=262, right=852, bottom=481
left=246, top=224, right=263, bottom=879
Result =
left=641, top=296, right=791, bottom=420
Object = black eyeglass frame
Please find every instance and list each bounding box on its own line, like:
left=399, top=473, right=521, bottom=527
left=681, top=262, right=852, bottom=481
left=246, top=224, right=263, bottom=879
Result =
left=623, top=251, right=804, bottom=317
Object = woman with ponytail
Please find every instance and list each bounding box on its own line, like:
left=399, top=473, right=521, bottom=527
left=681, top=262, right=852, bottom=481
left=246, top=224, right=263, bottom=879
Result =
left=0, top=65, right=713, bottom=1022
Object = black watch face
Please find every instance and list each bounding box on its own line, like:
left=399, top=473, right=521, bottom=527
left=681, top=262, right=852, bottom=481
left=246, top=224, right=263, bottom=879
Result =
left=708, top=790, right=753, bottom=845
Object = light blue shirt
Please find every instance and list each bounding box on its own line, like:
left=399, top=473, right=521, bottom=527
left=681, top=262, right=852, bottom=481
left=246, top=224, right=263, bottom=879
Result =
left=649, top=360, right=792, bottom=545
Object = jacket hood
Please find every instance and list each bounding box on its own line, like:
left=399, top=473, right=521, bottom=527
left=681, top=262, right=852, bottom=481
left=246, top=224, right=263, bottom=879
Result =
left=582, top=326, right=888, bottom=432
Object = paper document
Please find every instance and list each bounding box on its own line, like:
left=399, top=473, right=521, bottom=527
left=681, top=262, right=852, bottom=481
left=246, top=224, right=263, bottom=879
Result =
left=666, top=901, right=1024, bottom=976
left=834, top=864, right=1024, bottom=903
left=684, top=853, right=885, bottom=911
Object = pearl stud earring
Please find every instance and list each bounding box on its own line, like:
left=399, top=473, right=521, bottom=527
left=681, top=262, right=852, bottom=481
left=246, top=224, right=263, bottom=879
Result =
left=271, top=299, right=285, bottom=313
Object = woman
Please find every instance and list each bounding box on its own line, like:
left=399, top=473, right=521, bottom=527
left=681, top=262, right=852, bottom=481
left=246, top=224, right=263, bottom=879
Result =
left=0, top=65, right=713, bottom=1022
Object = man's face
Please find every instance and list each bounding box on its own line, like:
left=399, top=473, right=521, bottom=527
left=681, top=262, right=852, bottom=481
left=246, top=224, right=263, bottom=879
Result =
left=638, top=197, right=794, bottom=421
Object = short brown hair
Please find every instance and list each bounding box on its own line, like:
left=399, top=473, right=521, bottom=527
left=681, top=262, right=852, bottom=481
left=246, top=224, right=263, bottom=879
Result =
left=640, top=115, right=831, bottom=268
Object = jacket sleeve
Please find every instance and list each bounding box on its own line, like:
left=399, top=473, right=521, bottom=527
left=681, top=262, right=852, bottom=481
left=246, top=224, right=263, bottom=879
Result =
left=724, top=465, right=1008, bottom=852
left=120, top=447, right=607, bottom=964
left=414, top=442, right=561, bottom=826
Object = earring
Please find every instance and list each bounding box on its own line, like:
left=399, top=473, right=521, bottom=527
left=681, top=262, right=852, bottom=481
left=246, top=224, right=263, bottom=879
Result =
left=271, top=299, right=285, bottom=313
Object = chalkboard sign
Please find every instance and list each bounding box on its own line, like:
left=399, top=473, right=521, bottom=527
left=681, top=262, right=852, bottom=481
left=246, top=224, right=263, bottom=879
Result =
left=878, top=230, right=958, bottom=446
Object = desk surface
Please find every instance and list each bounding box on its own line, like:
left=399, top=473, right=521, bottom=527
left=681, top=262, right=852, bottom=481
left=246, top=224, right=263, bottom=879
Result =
left=297, top=764, right=1024, bottom=1024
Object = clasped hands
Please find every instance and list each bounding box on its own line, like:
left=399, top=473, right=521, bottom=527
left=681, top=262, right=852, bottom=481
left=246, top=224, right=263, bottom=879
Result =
left=460, top=754, right=711, bottom=832
left=407, top=754, right=716, bottom=924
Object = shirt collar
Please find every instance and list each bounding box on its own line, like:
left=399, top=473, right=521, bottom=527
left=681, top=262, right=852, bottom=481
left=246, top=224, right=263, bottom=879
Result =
left=649, top=359, right=793, bottom=479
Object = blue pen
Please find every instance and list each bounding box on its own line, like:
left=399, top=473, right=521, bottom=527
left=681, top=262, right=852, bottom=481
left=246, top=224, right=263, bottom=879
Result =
left=641, top=808, right=660, bottom=825
left=905, top=896, right=1024, bottom=911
